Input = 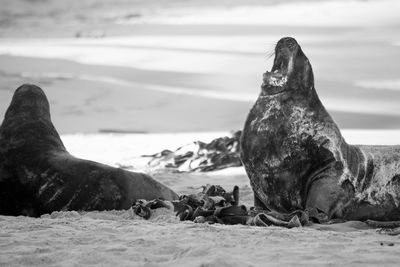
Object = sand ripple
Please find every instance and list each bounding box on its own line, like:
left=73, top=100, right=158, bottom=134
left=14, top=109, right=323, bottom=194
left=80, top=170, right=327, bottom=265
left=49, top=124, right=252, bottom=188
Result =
left=1, top=209, right=400, bottom=266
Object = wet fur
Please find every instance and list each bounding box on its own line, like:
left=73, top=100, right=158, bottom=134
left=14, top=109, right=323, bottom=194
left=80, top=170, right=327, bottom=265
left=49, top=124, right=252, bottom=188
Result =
left=241, top=37, right=400, bottom=221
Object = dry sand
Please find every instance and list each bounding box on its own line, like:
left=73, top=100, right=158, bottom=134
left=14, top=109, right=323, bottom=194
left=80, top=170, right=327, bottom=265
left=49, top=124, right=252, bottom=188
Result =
left=1, top=132, right=400, bottom=267
left=1, top=209, right=399, bottom=267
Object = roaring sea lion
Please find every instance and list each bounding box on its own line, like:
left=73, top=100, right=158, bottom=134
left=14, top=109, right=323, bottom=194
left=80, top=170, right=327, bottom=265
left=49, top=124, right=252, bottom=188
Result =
left=0, top=84, right=178, bottom=217
left=240, top=37, right=400, bottom=221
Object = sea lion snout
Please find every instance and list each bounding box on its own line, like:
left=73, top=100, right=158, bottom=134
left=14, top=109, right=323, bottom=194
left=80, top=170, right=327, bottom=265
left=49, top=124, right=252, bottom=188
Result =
left=262, top=37, right=314, bottom=93
left=276, top=37, right=298, bottom=53
left=272, top=37, right=299, bottom=76
left=261, top=37, right=300, bottom=91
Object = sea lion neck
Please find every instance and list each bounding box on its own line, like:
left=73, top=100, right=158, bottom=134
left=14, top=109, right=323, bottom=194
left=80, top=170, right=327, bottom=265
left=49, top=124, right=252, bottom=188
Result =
left=0, top=84, right=66, bottom=155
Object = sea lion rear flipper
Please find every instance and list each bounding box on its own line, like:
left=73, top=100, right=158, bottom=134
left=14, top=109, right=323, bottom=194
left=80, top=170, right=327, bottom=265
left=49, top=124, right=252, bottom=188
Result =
left=251, top=213, right=288, bottom=227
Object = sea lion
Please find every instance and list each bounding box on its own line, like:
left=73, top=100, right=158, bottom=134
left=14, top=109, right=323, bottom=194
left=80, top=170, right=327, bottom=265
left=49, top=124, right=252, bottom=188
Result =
left=240, top=37, right=400, bottom=221
left=0, top=84, right=178, bottom=217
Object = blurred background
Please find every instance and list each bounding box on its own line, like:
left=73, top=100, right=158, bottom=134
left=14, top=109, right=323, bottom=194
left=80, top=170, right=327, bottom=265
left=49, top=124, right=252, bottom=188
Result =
left=0, top=0, right=400, bottom=134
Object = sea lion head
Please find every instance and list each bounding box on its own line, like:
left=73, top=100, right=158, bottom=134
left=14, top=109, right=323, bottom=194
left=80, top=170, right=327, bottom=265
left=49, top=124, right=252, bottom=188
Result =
left=0, top=84, right=65, bottom=154
left=262, top=37, right=314, bottom=95
left=5, top=84, right=51, bottom=120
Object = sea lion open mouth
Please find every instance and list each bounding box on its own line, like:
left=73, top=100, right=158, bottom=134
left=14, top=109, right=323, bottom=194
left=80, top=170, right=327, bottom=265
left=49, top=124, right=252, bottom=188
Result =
left=262, top=71, right=288, bottom=90
left=262, top=38, right=299, bottom=93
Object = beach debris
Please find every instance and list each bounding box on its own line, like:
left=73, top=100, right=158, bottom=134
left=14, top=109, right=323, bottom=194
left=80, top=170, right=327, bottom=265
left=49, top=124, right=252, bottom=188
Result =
left=377, top=228, right=400, bottom=236
left=130, top=186, right=388, bottom=230
left=134, top=184, right=308, bottom=228
left=75, top=30, right=106, bottom=38
left=380, top=242, right=395, bottom=246
left=132, top=199, right=171, bottom=219
left=370, top=220, right=400, bottom=235
left=366, top=220, right=400, bottom=229
left=115, top=163, right=134, bottom=170
left=143, top=131, right=242, bottom=172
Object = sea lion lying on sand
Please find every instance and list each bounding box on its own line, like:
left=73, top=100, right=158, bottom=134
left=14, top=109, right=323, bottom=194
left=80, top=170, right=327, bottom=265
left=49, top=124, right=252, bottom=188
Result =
left=0, top=84, right=178, bottom=217
left=241, top=37, right=400, bottom=222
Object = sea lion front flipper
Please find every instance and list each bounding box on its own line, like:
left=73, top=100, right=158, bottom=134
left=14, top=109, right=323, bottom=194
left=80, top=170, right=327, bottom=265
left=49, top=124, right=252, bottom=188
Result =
left=253, top=191, right=269, bottom=211
left=305, top=207, right=329, bottom=224
left=251, top=213, right=288, bottom=227
left=250, top=213, right=270, bottom=227
left=306, top=172, right=351, bottom=220
left=287, top=215, right=302, bottom=228
left=289, top=210, right=310, bottom=226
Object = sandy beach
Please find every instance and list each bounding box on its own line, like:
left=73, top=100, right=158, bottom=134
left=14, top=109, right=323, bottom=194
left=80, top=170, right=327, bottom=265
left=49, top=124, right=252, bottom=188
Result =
left=1, top=210, right=399, bottom=267
left=1, top=0, right=400, bottom=266
left=1, top=131, right=400, bottom=266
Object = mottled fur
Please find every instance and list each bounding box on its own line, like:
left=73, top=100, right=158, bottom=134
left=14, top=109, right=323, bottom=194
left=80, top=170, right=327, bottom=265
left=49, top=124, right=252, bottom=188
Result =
left=241, top=37, right=400, bottom=221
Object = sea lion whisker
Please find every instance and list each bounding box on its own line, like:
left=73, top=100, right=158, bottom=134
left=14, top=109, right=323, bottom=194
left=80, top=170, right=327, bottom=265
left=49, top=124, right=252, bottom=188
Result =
left=265, top=49, right=275, bottom=60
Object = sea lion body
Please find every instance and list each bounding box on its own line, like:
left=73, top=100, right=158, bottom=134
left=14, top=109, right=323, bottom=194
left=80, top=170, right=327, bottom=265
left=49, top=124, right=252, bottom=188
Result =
left=241, top=37, right=400, bottom=221
left=0, top=84, right=178, bottom=217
